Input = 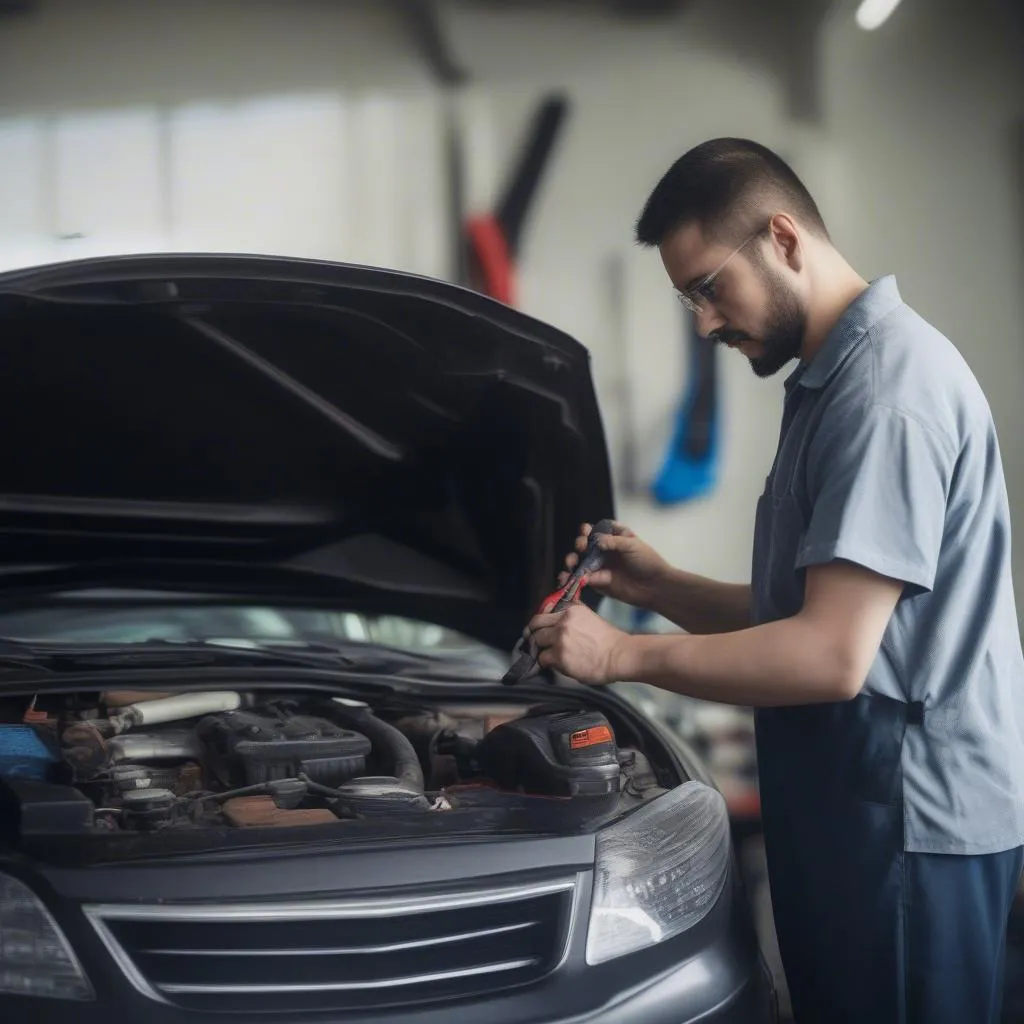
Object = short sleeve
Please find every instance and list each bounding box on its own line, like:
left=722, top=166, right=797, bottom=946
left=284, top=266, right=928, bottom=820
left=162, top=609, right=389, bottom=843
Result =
left=797, top=403, right=953, bottom=593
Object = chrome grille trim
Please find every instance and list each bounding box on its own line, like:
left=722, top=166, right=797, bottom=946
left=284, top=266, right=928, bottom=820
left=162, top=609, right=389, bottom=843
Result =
left=86, top=911, right=170, bottom=1005
left=85, top=877, right=575, bottom=922
left=83, top=876, right=580, bottom=1009
left=556, top=870, right=583, bottom=972
left=160, top=958, right=539, bottom=995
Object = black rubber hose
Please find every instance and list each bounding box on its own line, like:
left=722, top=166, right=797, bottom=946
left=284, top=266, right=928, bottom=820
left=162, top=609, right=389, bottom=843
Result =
left=327, top=706, right=425, bottom=793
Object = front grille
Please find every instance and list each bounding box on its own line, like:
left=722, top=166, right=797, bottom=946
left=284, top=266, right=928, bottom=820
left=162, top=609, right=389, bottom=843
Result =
left=84, top=877, right=578, bottom=1014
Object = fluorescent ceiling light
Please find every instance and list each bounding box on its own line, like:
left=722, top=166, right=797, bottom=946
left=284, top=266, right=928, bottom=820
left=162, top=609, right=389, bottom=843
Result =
left=855, top=0, right=902, bottom=31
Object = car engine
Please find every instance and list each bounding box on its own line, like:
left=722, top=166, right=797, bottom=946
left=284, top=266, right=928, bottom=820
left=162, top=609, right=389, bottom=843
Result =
left=0, top=690, right=669, bottom=837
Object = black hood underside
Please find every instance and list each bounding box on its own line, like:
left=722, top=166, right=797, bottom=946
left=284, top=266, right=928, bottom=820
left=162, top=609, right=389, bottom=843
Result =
left=0, top=254, right=614, bottom=649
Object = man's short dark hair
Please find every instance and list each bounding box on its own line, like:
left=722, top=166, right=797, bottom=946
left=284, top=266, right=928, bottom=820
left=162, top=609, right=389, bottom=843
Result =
left=635, top=138, right=830, bottom=248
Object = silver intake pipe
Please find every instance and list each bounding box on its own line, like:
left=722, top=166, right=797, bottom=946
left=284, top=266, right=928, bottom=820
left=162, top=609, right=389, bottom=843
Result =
left=107, top=731, right=203, bottom=764
left=108, top=692, right=241, bottom=733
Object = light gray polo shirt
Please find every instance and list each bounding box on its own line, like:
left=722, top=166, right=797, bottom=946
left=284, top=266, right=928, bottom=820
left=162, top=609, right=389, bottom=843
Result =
left=752, top=275, right=1024, bottom=854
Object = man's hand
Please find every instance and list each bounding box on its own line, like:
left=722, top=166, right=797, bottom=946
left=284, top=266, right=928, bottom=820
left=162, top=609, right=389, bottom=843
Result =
left=528, top=604, right=632, bottom=686
left=558, top=522, right=672, bottom=611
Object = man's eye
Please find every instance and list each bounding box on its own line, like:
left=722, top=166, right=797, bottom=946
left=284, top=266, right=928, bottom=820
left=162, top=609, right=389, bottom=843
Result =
left=697, top=279, right=717, bottom=301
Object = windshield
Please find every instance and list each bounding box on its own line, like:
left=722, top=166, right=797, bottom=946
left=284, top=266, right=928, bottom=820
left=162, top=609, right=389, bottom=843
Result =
left=0, top=590, right=493, bottom=659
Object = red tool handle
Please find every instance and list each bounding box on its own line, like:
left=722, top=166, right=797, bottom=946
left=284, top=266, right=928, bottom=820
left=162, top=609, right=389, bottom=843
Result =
left=538, top=577, right=585, bottom=614
left=535, top=518, right=615, bottom=614
left=466, top=214, right=515, bottom=306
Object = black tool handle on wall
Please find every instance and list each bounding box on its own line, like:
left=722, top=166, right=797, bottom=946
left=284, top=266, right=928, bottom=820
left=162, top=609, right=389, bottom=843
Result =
left=495, top=95, right=570, bottom=258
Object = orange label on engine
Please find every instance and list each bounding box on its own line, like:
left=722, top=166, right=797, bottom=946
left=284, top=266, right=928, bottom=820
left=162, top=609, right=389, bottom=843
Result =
left=569, top=725, right=613, bottom=749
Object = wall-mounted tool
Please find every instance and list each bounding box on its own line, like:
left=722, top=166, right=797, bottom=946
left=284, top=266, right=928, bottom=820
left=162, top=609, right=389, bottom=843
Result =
left=652, top=316, right=720, bottom=505
left=397, top=1, right=570, bottom=306
left=464, top=93, right=571, bottom=306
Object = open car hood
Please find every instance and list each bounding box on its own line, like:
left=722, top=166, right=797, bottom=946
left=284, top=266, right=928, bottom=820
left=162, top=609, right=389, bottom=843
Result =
left=0, top=254, right=614, bottom=651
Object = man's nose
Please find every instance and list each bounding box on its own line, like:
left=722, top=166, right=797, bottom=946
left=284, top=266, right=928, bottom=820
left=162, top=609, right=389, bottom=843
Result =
left=694, top=305, right=725, bottom=339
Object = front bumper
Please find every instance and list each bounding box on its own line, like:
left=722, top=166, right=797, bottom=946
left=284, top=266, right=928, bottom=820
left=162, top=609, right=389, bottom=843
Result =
left=2, top=833, right=776, bottom=1024
left=531, top=924, right=777, bottom=1024
left=3, top=953, right=775, bottom=1024
left=1, top=879, right=776, bottom=1024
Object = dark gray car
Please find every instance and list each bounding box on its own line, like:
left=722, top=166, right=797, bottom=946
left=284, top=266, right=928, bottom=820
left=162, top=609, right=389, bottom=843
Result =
left=0, top=254, right=776, bottom=1023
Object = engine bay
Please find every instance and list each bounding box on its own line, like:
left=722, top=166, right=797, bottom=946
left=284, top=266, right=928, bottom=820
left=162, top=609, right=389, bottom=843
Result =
left=0, top=688, right=672, bottom=841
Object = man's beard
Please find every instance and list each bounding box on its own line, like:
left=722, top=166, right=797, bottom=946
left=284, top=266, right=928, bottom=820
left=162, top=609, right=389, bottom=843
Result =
left=715, top=273, right=806, bottom=378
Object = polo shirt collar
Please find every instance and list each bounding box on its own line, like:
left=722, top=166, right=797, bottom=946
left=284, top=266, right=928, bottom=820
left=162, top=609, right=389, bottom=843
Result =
left=789, top=275, right=903, bottom=391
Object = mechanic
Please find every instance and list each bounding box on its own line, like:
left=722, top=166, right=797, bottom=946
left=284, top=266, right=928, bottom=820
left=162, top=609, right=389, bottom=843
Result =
left=527, top=138, right=1024, bottom=1024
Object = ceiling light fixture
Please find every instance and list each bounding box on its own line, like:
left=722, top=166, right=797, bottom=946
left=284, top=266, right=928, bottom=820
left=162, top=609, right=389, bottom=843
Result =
left=855, top=0, right=902, bottom=31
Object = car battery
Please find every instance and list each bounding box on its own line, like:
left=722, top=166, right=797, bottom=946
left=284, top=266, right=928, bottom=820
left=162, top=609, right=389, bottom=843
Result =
left=475, top=705, right=622, bottom=797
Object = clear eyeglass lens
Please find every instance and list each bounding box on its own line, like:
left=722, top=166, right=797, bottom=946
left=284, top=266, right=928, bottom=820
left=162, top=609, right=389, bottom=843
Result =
left=676, top=292, right=702, bottom=314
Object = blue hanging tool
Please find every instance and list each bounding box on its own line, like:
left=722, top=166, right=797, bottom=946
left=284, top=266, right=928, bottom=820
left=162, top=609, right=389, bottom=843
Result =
left=651, top=315, right=720, bottom=505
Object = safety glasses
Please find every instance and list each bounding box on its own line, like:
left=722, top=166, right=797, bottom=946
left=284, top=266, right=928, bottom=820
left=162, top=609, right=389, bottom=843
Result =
left=675, top=229, right=764, bottom=314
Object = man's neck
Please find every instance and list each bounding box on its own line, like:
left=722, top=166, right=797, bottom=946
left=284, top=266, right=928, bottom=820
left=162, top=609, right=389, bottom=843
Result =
left=800, top=257, right=870, bottom=363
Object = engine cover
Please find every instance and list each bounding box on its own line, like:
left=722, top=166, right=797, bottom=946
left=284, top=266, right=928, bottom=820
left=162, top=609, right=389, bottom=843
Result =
left=475, top=705, right=621, bottom=797
left=197, top=709, right=372, bottom=789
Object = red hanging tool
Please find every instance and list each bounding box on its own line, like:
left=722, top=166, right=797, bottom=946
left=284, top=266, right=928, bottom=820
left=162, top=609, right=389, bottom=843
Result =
left=464, top=94, right=571, bottom=307
left=398, top=3, right=569, bottom=304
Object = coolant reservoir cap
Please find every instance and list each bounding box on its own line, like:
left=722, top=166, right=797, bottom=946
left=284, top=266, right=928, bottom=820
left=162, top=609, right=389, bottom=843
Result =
left=110, top=765, right=153, bottom=791
left=121, top=787, right=176, bottom=812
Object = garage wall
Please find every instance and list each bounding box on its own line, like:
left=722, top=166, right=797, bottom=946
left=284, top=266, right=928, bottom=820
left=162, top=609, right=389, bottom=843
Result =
left=1, top=0, right=1021, bottom=600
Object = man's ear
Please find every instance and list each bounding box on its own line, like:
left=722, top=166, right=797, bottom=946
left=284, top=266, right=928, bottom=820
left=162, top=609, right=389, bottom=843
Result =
left=768, top=213, right=803, bottom=271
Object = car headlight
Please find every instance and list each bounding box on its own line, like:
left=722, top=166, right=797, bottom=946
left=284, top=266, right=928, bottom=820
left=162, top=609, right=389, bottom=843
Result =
left=0, top=873, right=93, bottom=1000
left=585, top=780, right=731, bottom=965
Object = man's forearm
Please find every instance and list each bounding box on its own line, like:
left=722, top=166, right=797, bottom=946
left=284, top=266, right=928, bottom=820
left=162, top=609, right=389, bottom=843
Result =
left=611, top=617, right=859, bottom=707
left=648, top=567, right=752, bottom=635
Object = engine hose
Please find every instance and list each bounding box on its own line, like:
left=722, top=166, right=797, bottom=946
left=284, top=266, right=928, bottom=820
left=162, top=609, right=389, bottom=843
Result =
left=300, top=775, right=342, bottom=799
left=327, top=705, right=424, bottom=793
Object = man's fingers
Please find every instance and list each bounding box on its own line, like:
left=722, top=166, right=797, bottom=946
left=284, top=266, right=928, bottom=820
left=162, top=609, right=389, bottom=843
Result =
left=596, top=533, right=634, bottom=553
left=561, top=521, right=637, bottom=588
left=531, top=625, right=557, bottom=650
left=586, top=569, right=613, bottom=589
left=528, top=610, right=564, bottom=634
left=580, top=520, right=635, bottom=540
left=537, top=649, right=556, bottom=669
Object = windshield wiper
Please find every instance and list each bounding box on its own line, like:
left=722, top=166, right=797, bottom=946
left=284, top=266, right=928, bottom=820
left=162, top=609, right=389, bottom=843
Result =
left=209, top=636, right=511, bottom=680
left=190, top=637, right=509, bottom=682
left=0, top=637, right=363, bottom=673
left=0, top=636, right=508, bottom=688
left=0, top=638, right=57, bottom=677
